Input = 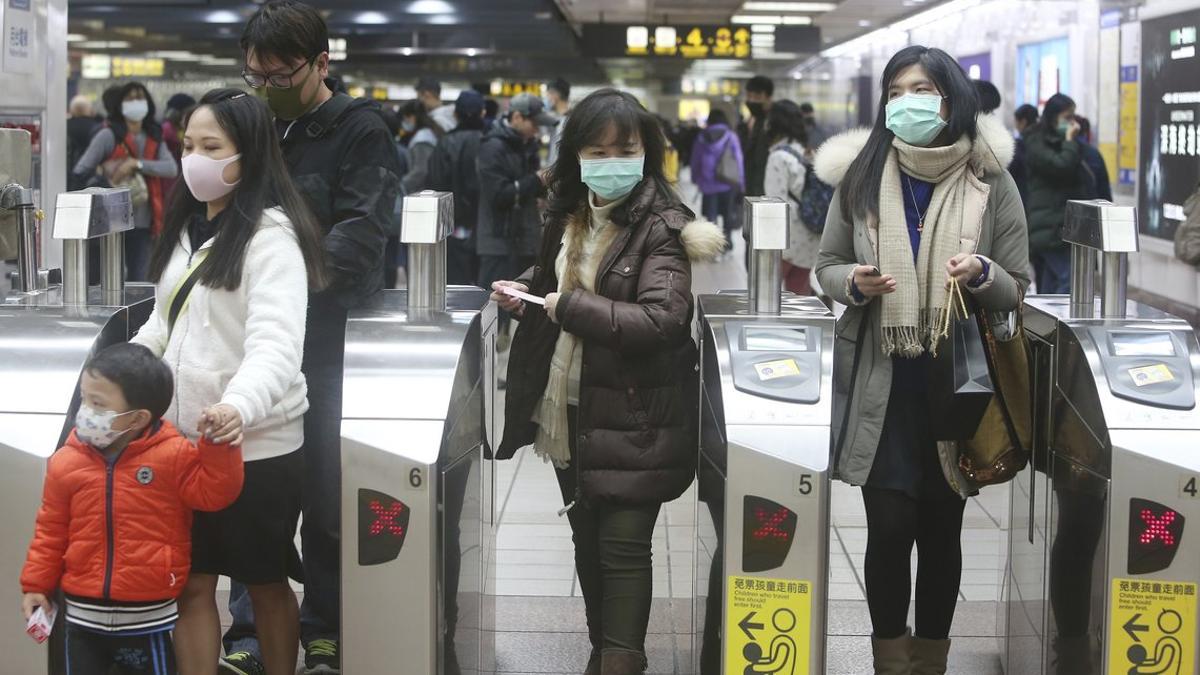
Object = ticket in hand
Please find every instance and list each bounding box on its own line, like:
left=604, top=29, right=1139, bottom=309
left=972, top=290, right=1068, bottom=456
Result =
left=499, top=286, right=546, bottom=306
left=26, top=604, right=55, bottom=644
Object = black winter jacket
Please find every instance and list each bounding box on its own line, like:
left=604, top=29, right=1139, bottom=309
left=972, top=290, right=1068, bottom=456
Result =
left=429, top=126, right=483, bottom=231
left=475, top=121, right=543, bottom=257
left=276, top=91, right=401, bottom=356
left=498, top=180, right=725, bottom=506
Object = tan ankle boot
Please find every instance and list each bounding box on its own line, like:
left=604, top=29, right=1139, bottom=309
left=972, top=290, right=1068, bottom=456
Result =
left=910, top=635, right=951, bottom=675
left=600, top=648, right=646, bottom=675
left=872, top=629, right=912, bottom=675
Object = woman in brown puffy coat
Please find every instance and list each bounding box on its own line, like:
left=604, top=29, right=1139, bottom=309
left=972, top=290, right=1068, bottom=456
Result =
left=491, top=88, right=724, bottom=675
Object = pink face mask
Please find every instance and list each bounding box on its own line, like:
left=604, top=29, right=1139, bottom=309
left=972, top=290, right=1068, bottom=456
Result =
left=182, top=153, right=241, bottom=203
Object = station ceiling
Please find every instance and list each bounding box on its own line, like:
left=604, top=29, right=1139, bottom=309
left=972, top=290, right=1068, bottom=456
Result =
left=67, top=0, right=942, bottom=86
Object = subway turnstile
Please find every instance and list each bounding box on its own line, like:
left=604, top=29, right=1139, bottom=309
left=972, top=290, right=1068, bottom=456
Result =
left=340, top=191, right=497, bottom=675
left=1003, top=201, right=1200, bottom=675
left=0, top=178, right=148, bottom=673
left=693, top=197, right=834, bottom=675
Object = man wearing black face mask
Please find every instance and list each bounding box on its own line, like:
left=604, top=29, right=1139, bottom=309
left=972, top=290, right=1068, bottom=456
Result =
left=739, top=75, right=775, bottom=198
left=221, top=2, right=401, bottom=674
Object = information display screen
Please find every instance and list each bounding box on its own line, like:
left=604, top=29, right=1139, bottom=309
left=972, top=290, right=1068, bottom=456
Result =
left=1111, top=332, right=1176, bottom=357
left=744, top=327, right=809, bottom=352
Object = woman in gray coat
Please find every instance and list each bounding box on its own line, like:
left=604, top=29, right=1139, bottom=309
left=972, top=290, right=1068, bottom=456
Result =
left=814, top=46, right=1029, bottom=675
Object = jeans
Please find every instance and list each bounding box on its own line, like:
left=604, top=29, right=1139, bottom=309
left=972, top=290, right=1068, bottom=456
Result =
left=701, top=192, right=735, bottom=249
left=1032, top=248, right=1072, bottom=294
left=554, top=407, right=661, bottom=658
left=124, top=228, right=152, bottom=282
left=224, top=345, right=346, bottom=656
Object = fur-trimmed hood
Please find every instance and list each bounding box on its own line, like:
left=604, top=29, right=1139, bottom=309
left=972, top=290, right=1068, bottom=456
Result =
left=813, top=113, right=1016, bottom=188
left=678, top=218, right=726, bottom=262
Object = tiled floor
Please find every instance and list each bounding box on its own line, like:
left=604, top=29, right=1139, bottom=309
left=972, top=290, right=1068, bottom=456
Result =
left=491, top=195, right=1011, bottom=673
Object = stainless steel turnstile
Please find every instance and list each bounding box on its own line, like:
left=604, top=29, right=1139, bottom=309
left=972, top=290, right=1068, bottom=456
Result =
left=0, top=172, right=148, bottom=673
left=341, top=191, right=497, bottom=675
left=1004, top=201, right=1200, bottom=675
left=694, top=197, right=835, bottom=675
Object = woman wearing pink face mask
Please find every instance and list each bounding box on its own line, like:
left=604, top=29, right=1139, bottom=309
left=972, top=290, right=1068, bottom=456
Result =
left=130, top=88, right=327, bottom=675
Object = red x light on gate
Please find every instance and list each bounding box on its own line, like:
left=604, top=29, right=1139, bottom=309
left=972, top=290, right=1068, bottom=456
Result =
left=359, top=488, right=410, bottom=566
left=1128, top=498, right=1185, bottom=575
left=742, top=496, right=798, bottom=573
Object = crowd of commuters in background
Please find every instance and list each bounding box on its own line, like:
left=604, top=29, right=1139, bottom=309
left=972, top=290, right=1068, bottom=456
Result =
left=42, top=6, right=1194, bottom=671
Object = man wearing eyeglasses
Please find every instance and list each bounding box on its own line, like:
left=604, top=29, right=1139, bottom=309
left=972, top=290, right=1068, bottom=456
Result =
left=218, top=3, right=401, bottom=675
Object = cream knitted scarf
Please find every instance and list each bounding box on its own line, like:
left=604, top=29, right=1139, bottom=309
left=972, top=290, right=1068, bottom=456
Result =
left=532, top=193, right=624, bottom=468
left=878, top=134, right=976, bottom=357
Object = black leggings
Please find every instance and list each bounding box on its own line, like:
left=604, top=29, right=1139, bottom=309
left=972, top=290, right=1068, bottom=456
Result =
left=861, top=486, right=967, bottom=640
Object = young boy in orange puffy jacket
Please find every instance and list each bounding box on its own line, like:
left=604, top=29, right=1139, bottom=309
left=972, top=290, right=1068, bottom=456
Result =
left=20, top=343, right=243, bottom=674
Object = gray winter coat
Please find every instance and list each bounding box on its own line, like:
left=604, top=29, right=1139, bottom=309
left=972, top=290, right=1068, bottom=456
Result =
left=813, top=115, right=1031, bottom=496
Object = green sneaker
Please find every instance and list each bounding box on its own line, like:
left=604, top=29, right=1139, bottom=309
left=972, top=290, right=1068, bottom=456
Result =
left=304, top=638, right=340, bottom=674
left=218, top=651, right=266, bottom=675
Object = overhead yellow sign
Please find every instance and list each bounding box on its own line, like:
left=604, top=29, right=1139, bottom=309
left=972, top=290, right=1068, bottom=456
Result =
left=726, top=575, right=811, bottom=675
left=1108, top=578, right=1196, bottom=675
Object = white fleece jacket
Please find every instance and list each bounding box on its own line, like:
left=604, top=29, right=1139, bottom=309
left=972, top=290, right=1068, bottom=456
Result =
left=132, top=208, right=309, bottom=462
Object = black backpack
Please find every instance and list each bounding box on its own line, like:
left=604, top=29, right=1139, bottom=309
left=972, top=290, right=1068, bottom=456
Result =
left=429, top=129, right=483, bottom=230
left=773, top=145, right=834, bottom=235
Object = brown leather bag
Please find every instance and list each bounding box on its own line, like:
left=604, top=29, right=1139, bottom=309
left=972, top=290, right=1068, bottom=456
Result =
left=958, top=300, right=1032, bottom=486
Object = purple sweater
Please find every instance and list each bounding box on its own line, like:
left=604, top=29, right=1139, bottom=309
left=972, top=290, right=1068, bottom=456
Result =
left=690, top=124, right=745, bottom=195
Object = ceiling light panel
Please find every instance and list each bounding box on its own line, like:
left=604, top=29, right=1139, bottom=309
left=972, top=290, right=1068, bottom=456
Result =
left=741, top=2, right=837, bottom=11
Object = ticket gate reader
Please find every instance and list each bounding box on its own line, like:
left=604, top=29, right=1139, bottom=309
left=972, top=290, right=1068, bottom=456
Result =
left=341, top=191, right=497, bottom=675
left=0, top=176, right=150, bottom=672
left=693, top=197, right=835, bottom=675
left=1003, top=201, right=1200, bottom=675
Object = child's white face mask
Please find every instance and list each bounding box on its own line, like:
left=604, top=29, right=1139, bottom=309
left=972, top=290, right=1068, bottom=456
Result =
left=75, top=405, right=135, bottom=449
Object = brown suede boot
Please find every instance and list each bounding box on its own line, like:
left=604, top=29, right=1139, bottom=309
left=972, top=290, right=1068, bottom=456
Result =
left=871, top=629, right=912, bottom=675
left=600, top=648, right=647, bottom=675
left=909, top=635, right=951, bottom=675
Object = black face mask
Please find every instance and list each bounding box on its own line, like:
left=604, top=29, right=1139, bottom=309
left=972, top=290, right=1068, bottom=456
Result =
left=747, top=102, right=765, bottom=118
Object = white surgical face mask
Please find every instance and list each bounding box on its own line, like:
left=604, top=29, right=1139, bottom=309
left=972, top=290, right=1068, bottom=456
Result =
left=122, top=99, right=149, bottom=123
left=182, top=153, right=242, bottom=203
left=75, top=404, right=136, bottom=449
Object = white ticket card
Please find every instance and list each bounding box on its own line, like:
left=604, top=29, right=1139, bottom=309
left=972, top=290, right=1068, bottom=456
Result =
left=500, top=286, right=546, bottom=306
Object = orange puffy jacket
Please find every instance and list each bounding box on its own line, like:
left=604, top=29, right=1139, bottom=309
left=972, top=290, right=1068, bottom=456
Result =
left=21, top=420, right=243, bottom=601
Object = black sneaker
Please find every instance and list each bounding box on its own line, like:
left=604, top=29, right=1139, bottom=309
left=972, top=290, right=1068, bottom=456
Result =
left=219, top=652, right=266, bottom=675
left=304, top=639, right=340, bottom=674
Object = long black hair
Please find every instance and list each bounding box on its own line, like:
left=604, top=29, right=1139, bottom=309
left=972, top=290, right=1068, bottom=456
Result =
left=1038, top=93, right=1076, bottom=134
left=766, top=99, right=808, bottom=146
left=399, top=99, right=445, bottom=139
left=108, top=81, right=162, bottom=141
left=148, top=88, right=327, bottom=292
left=545, top=88, right=674, bottom=222
left=839, top=45, right=979, bottom=222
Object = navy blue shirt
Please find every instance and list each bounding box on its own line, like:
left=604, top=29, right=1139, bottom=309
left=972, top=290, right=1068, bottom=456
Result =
left=901, top=172, right=934, bottom=259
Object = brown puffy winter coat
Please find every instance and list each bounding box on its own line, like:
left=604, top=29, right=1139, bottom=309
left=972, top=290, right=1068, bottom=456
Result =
left=497, top=179, right=725, bottom=505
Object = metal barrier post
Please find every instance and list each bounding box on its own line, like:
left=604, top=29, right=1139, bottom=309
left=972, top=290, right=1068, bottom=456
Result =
left=745, top=196, right=789, bottom=315
left=53, top=188, right=134, bottom=305
left=1, top=184, right=40, bottom=293
left=402, top=191, right=454, bottom=312
left=1062, top=200, right=1138, bottom=320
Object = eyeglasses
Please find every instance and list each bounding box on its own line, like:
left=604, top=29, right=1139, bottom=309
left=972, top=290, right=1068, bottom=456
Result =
left=242, top=56, right=316, bottom=90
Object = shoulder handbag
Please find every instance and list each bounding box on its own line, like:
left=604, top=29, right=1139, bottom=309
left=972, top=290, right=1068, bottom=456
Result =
left=771, top=145, right=833, bottom=235
left=103, top=139, right=149, bottom=207
left=165, top=252, right=212, bottom=339
left=716, top=138, right=741, bottom=187
left=958, top=295, right=1032, bottom=486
